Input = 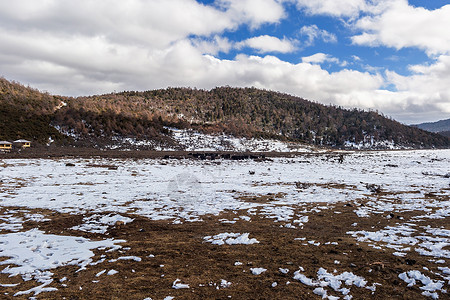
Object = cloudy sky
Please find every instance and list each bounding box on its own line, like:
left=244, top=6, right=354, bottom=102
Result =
left=1, top=0, right=449, bottom=124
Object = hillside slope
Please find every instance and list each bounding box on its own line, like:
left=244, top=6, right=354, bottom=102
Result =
left=0, top=78, right=69, bottom=145
left=414, top=118, right=450, bottom=133
left=1, top=78, right=449, bottom=149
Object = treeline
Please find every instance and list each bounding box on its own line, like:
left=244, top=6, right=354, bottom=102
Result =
left=1, top=77, right=449, bottom=149
left=52, top=108, right=186, bottom=148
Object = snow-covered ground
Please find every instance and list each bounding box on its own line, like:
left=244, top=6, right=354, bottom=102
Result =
left=1, top=150, right=448, bottom=222
left=0, top=149, right=449, bottom=298
left=0, top=230, right=124, bottom=296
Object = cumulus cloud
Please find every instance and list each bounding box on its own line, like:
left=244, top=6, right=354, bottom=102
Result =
left=237, top=35, right=297, bottom=53
left=0, top=0, right=286, bottom=50
left=216, top=0, right=286, bottom=28
left=195, top=54, right=385, bottom=107
left=352, top=1, right=450, bottom=55
left=302, top=53, right=339, bottom=64
left=0, top=0, right=234, bottom=49
left=191, top=36, right=233, bottom=55
left=299, top=25, right=337, bottom=47
left=386, top=55, right=450, bottom=111
left=293, top=0, right=370, bottom=18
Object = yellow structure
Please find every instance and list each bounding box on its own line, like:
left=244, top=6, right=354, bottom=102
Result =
left=13, top=139, right=31, bottom=148
left=0, top=141, right=12, bottom=151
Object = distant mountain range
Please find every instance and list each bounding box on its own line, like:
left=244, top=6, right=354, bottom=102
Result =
left=413, top=119, right=450, bottom=138
left=1, top=77, right=449, bottom=150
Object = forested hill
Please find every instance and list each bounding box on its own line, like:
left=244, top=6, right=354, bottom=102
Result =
left=1, top=77, right=449, bottom=149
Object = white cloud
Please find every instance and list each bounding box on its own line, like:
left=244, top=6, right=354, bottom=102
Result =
left=197, top=54, right=385, bottom=107
left=293, top=0, right=450, bottom=56
left=0, top=0, right=235, bottom=49
left=237, top=35, right=297, bottom=53
left=293, top=0, right=370, bottom=18
left=0, top=0, right=286, bottom=50
left=216, top=0, right=286, bottom=28
left=191, top=36, right=233, bottom=55
left=299, top=25, right=337, bottom=47
left=302, top=53, right=339, bottom=64
left=386, top=55, right=450, bottom=110
left=352, top=1, right=450, bottom=55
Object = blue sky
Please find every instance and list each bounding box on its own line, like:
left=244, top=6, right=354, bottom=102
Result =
left=200, top=0, right=439, bottom=77
left=0, top=0, right=449, bottom=124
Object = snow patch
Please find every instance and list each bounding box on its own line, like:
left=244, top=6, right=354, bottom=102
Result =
left=172, top=279, right=190, bottom=289
left=0, top=229, right=124, bottom=296
left=294, top=267, right=374, bottom=299
left=250, top=268, right=267, bottom=275
left=399, top=270, right=445, bottom=299
left=204, top=233, right=260, bottom=245
left=71, top=214, right=134, bottom=234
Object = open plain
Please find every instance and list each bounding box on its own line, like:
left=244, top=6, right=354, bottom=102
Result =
left=0, top=150, right=449, bottom=299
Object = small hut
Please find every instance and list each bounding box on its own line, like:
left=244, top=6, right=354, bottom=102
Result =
left=13, top=139, right=31, bottom=148
left=0, top=141, right=12, bottom=152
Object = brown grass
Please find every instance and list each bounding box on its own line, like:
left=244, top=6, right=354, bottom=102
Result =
left=1, top=197, right=448, bottom=299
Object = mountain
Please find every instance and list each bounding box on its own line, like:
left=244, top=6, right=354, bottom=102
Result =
left=1, top=77, right=449, bottom=150
left=413, top=118, right=450, bottom=134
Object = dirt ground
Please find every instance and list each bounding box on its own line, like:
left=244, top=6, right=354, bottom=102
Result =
left=1, top=196, right=448, bottom=300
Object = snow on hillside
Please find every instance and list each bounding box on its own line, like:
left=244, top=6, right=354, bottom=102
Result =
left=166, top=128, right=313, bottom=152
left=113, top=128, right=410, bottom=151
left=53, top=123, right=425, bottom=151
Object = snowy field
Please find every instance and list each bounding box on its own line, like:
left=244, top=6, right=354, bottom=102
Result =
left=0, top=149, right=449, bottom=299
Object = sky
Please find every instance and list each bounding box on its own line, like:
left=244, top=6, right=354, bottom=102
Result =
left=0, top=0, right=449, bottom=124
